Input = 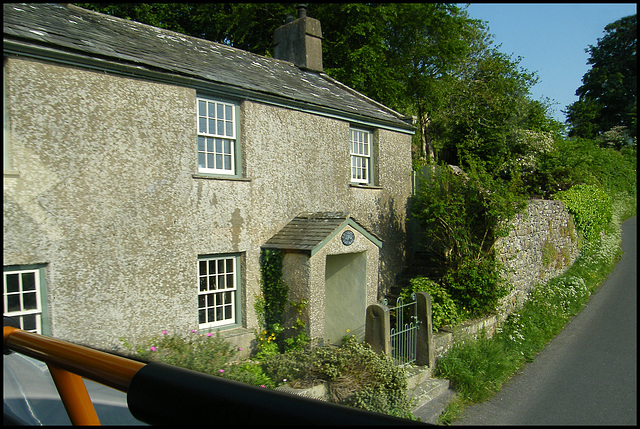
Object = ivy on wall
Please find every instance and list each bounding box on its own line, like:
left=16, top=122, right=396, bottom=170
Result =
left=259, top=249, right=289, bottom=330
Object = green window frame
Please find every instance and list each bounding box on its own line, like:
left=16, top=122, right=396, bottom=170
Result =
left=197, top=254, right=241, bottom=330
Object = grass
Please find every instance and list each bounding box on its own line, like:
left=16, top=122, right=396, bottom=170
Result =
left=435, top=196, right=634, bottom=424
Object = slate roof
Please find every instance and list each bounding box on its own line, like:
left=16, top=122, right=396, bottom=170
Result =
left=263, top=212, right=381, bottom=254
left=3, top=3, right=414, bottom=132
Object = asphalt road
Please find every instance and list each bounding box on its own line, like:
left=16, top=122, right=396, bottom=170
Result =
left=453, top=216, right=637, bottom=426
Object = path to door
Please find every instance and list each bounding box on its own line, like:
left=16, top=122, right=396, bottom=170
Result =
left=453, top=216, right=637, bottom=425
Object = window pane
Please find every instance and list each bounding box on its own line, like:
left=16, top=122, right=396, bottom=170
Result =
left=207, top=294, right=215, bottom=306
left=226, top=274, right=234, bottom=288
left=215, top=139, right=222, bottom=153
left=208, top=119, right=216, bottom=134
left=224, top=305, right=232, bottom=320
left=224, top=155, right=231, bottom=171
left=22, top=273, right=36, bottom=291
left=209, top=275, right=216, bottom=290
left=23, top=292, right=37, bottom=310
left=198, top=295, right=205, bottom=308
left=223, top=140, right=231, bottom=154
left=208, top=102, right=215, bottom=117
left=199, top=276, right=207, bottom=291
left=215, top=154, right=222, bottom=168
left=206, top=154, right=214, bottom=168
left=217, top=259, right=225, bottom=273
left=199, top=309, right=206, bottom=324
left=199, top=118, right=207, bottom=133
left=209, top=260, right=217, bottom=274
left=217, top=120, right=224, bottom=136
left=198, top=153, right=205, bottom=169
left=23, top=314, right=37, bottom=332
left=208, top=308, right=216, bottom=322
left=197, top=136, right=205, bottom=152
left=198, top=100, right=206, bottom=116
left=225, top=121, right=233, bottom=137
left=226, top=259, right=234, bottom=271
left=225, top=105, right=233, bottom=120
left=217, top=103, right=224, bottom=119
left=8, top=295, right=20, bottom=312
left=6, top=274, right=20, bottom=293
left=206, top=138, right=213, bottom=152
left=216, top=307, right=223, bottom=321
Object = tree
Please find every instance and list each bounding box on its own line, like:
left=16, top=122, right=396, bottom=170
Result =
left=565, top=14, right=637, bottom=142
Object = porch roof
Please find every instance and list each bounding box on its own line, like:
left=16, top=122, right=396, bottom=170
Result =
left=263, top=212, right=381, bottom=256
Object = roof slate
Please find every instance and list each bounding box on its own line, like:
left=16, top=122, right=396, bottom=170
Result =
left=263, top=212, right=379, bottom=253
left=3, top=3, right=414, bottom=131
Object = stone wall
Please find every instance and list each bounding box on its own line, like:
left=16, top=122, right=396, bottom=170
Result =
left=494, top=199, right=580, bottom=322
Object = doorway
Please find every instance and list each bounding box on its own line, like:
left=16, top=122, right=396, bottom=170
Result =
left=324, top=252, right=367, bottom=344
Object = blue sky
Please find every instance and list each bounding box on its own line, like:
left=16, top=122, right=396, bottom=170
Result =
left=458, top=3, right=637, bottom=123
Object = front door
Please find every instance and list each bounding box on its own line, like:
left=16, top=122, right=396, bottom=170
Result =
left=324, top=252, right=367, bottom=344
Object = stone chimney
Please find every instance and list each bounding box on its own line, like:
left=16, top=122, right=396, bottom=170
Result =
left=273, top=4, right=323, bottom=72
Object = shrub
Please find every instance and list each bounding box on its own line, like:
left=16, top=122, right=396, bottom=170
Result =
left=260, top=336, right=414, bottom=419
left=553, top=184, right=612, bottom=242
left=411, top=161, right=524, bottom=319
left=443, top=254, right=509, bottom=317
left=400, top=277, right=460, bottom=329
left=119, top=330, right=273, bottom=387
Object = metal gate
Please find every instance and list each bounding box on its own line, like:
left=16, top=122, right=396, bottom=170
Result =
left=382, top=294, right=420, bottom=366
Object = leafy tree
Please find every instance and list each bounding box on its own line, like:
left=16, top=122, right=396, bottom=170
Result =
left=565, top=14, right=637, bottom=142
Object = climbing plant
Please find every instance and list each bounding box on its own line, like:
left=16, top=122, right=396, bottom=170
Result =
left=259, top=249, right=289, bottom=331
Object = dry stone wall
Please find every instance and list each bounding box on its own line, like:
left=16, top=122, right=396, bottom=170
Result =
left=494, top=199, right=580, bottom=322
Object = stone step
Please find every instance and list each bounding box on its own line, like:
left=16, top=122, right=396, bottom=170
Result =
left=412, top=386, right=457, bottom=424
left=406, top=366, right=457, bottom=424
left=408, top=377, right=450, bottom=407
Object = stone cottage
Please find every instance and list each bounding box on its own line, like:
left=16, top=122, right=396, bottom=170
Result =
left=3, top=4, right=415, bottom=353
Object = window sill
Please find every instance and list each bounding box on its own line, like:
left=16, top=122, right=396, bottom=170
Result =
left=192, top=173, right=251, bottom=182
left=200, top=325, right=252, bottom=339
left=349, top=183, right=382, bottom=190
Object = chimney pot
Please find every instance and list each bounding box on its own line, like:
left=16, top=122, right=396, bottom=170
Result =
left=297, top=4, right=307, bottom=19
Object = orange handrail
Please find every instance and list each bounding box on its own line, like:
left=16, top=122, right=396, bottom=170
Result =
left=3, top=326, right=146, bottom=425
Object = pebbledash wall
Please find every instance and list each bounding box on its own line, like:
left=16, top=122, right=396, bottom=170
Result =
left=434, top=199, right=581, bottom=358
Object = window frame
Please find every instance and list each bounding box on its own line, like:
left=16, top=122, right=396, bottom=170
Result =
left=3, top=265, right=49, bottom=335
left=196, top=97, right=240, bottom=177
left=197, top=254, right=241, bottom=330
left=350, top=127, right=372, bottom=185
